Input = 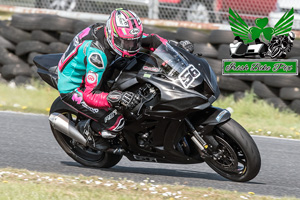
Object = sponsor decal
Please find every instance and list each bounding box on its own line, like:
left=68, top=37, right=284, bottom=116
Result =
left=107, top=91, right=121, bottom=103
left=81, top=101, right=99, bottom=113
left=73, top=36, right=79, bottom=46
left=116, top=13, right=129, bottom=27
left=143, top=73, right=152, bottom=78
left=130, top=28, right=140, bottom=35
left=109, top=95, right=121, bottom=101
left=104, top=109, right=118, bottom=123
left=71, top=93, right=82, bottom=104
left=224, top=8, right=298, bottom=75
left=89, top=53, right=103, bottom=69
left=178, top=64, right=201, bottom=88
left=143, top=66, right=160, bottom=72
left=86, top=72, right=97, bottom=84
left=72, top=93, right=99, bottom=113
left=216, top=110, right=228, bottom=122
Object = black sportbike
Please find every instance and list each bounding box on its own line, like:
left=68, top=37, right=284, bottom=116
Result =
left=34, top=43, right=261, bottom=182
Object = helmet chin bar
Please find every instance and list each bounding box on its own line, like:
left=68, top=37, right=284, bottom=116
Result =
left=122, top=51, right=137, bottom=57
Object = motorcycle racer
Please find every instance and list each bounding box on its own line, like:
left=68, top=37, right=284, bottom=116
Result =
left=266, top=32, right=295, bottom=58
left=57, top=8, right=194, bottom=150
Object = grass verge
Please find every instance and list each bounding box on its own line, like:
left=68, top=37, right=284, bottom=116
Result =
left=213, top=92, right=300, bottom=139
left=0, top=168, right=299, bottom=200
left=0, top=83, right=300, bottom=139
left=0, top=82, right=58, bottom=115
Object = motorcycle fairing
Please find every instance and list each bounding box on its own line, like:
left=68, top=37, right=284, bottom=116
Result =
left=122, top=115, right=204, bottom=164
left=33, top=53, right=62, bottom=89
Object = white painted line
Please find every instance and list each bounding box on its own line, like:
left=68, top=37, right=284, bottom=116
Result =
left=0, top=110, right=47, bottom=117
left=252, top=135, right=300, bottom=142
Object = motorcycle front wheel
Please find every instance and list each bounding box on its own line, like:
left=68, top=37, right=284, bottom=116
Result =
left=50, top=107, right=122, bottom=168
left=205, top=119, right=261, bottom=182
left=270, top=46, right=281, bottom=58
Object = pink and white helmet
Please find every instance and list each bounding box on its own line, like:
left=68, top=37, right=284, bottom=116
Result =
left=105, top=8, right=143, bottom=57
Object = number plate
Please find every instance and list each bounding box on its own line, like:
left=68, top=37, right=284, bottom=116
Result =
left=178, top=65, right=201, bottom=88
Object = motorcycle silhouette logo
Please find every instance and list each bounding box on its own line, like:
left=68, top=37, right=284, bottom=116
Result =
left=228, top=8, right=295, bottom=59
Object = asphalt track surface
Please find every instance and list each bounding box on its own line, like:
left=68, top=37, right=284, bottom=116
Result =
left=1, top=111, right=300, bottom=198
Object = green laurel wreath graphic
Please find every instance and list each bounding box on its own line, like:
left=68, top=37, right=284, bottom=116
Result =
left=229, top=7, right=294, bottom=44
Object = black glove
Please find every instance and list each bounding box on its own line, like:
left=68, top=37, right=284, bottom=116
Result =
left=178, top=40, right=194, bottom=53
left=107, top=90, right=141, bottom=110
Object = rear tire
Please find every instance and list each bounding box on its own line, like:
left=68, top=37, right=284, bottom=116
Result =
left=205, top=119, right=261, bottom=182
left=50, top=104, right=122, bottom=168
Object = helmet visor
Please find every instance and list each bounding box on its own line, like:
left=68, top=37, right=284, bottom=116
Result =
left=114, top=36, right=141, bottom=53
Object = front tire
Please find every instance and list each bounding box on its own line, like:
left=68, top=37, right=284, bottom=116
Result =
left=50, top=103, right=122, bottom=168
left=270, top=46, right=281, bottom=58
left=205, top=119, right=261, bottom=182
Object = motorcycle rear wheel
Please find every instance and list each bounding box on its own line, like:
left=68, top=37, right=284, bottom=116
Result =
left=50, top=108, right=122, bottom=168
left=205, top=119, right=261, bottom=182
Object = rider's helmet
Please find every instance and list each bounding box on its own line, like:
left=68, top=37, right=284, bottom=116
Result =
left=288, top=32, right=295, bottom=43
left=105, top=8, right=143, bottom=57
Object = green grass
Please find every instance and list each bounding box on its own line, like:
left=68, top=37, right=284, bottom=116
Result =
left=213, top=92, right=300, bottom=139
left=0, top=168, right=299, bottom=200
left=0, top=82, right=300, bottom=139
left=0, top=82, right=58, bottom=114
left=0, top=11, right=13, bottom=20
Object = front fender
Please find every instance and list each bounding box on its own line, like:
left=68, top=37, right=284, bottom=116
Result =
left=191, top=106, right=231, bottom=126
left=203, top=107, right=231, bottom=125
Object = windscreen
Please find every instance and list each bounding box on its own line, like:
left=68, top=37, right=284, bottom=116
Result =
left=147, top=43, right=201, bottom=88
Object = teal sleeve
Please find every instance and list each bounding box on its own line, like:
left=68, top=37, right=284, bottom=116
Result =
left=85, top=44, right=108, bottom=85
left=82, top=41, right=111, bottom=108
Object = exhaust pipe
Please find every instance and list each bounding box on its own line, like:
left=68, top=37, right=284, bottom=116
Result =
left=49, top=113, right=87, bottom=146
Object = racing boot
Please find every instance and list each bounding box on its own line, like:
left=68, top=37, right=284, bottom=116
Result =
left=90, top=120, right=119, bottom=139
left=76, top=119, right=109, bottom=151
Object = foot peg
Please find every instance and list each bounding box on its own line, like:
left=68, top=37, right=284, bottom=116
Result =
left=106, top=147, right=125, bottom=155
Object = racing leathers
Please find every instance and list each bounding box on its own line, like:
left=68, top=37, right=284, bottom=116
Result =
left=57, top=23, right=169, bottom=136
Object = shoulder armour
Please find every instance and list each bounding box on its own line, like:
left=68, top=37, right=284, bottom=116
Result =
left=88, top=52, right=104, bottom=69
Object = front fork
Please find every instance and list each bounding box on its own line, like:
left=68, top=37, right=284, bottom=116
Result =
left=185, top=119, right=208, bottom=154
left=184, top=114, right=229, bottom=159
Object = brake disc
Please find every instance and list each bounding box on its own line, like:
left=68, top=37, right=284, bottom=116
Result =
left=211, top=136, right=239, bottom=172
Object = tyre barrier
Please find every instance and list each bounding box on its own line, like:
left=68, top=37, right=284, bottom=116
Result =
left=0, top=13, right=299, bottom=114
